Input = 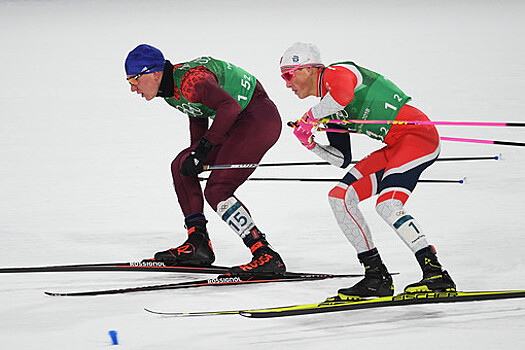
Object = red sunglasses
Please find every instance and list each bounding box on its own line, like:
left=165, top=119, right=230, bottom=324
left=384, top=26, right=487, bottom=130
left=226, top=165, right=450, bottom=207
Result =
left=281, top=64, right=304, bottom=83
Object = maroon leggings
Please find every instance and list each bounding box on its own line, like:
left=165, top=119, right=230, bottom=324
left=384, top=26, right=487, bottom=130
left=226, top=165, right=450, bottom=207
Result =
left=172, top=84, right=282, bottom=216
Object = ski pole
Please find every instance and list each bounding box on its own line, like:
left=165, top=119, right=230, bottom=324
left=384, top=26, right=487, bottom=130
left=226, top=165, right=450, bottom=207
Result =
left=440, top=137, right=525, bottom=147
left=320, top=127, right=525, bottom=148
left=203, top=161, right=329, bottom=170
left=198, top=177, right=466, bottom=184
left=202, top=155, right=499, bottom=171
left=319, top=118, right=525, bottom=128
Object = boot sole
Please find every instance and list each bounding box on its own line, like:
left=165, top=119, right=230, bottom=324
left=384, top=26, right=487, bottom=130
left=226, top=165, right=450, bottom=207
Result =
left=404, top=286, right=457, bottom=293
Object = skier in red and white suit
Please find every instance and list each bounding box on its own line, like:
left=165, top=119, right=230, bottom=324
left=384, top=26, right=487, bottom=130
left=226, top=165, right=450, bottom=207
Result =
left=280, top=42, right=456, bottom=299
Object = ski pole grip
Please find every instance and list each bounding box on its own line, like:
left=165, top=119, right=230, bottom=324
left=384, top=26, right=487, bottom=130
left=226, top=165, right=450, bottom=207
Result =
left=287, top=121, right=297, bottom=128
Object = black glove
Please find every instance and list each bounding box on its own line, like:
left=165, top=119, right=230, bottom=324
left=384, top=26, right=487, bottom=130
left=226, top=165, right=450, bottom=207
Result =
left=180, top=138, right=213, bottom=177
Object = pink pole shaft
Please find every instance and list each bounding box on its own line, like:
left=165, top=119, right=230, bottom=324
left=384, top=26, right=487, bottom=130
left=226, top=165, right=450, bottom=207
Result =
left=322, top=119, right=510, bottom=127
left=320, top=128, right=497, bottom=145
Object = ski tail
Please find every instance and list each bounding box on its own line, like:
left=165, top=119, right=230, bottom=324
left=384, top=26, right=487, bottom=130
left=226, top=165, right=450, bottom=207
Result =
left=144, top=308, right=239, bottom=317
left=0, top=261, right=231, bottom=274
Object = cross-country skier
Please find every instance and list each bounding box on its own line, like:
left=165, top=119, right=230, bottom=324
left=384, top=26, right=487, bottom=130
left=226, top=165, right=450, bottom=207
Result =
left=280, top=42, right=456, bottom=299
left=125, top=44, right=285, bottom=276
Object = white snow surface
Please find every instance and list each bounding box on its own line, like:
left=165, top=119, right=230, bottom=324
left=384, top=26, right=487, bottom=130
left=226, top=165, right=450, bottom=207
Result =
left=1, top=0, right=524, bottom=348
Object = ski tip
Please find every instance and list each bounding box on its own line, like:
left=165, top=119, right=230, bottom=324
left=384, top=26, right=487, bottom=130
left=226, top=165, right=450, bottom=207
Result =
left=144, top=308, right=173, bottom=316
left=144, top=308, right=184, bottom=316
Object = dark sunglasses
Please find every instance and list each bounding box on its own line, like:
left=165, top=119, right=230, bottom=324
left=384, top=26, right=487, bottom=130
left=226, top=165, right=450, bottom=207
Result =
left=126, top=64, right=158, bottom=86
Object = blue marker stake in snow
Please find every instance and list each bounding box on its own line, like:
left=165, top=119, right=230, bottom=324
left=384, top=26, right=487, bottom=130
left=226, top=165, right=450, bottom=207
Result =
left=109, top=330, right=119, bottom=345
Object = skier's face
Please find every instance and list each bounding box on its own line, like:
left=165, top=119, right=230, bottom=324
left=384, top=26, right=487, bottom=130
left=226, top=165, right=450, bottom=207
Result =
left=128, top=71, right=162, bottom=101
left=284, top=67, right=317, bottom=99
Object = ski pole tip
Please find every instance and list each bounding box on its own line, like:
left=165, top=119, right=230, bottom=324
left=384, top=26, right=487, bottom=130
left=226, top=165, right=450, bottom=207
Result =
left=460, top=177, right=468, bottom=184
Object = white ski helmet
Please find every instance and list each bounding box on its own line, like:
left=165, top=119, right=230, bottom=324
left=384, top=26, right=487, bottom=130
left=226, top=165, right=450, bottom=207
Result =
left=280, top=42, right=323, bottom=73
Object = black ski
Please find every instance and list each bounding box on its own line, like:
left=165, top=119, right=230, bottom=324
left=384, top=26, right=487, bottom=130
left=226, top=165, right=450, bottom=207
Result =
left=44, top=272, right=362, bottom=296
left=0, top=261, right=230, bottom=274
left=144, top=289, right=525, bottom=318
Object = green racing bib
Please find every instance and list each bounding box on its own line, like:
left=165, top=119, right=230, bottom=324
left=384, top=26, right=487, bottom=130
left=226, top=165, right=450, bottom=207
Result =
left=164, top=57, right=256, bottom=119
left=323, top=62, right=411, bottom=141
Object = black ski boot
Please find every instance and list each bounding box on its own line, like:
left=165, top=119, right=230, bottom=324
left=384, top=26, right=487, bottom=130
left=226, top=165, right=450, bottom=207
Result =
left=338, top=248, right=394, bottom=300
left=404, top=246, right=456, bottom=293
left=154, top=221, right=215, bottom=266
left=230, top=245, right=286, bottom=277
left=230, top=227, right=286, bottom=277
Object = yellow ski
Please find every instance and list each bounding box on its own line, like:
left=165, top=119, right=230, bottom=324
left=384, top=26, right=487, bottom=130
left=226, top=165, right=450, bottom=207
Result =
left=241, top=290, right=525, bottom=318
left=144, top=290, right=525, bottom=318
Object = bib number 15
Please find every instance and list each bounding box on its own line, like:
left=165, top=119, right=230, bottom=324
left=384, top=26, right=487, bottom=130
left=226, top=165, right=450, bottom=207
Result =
left=238, top=75, right=251, bottom=102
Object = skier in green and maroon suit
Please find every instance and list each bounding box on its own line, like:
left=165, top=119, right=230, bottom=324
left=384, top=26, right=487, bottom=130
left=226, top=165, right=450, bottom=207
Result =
left=125, top=44, right=285, bottom=276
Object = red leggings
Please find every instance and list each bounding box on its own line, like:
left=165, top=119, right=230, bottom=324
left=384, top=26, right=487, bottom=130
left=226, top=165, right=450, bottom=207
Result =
left=344, top=105, right=441, bottom=204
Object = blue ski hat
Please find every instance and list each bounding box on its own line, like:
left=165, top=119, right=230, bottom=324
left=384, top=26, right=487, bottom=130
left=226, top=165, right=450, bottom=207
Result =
left=125, top=44, right=166, bottom=76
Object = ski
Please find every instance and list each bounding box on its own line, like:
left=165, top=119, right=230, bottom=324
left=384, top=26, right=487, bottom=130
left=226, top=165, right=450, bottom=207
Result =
left=145, top=289, right=525, bottom=318
left=44, top=272, right=362, bottom=296
left=0, top=261, right=231, bottom=274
